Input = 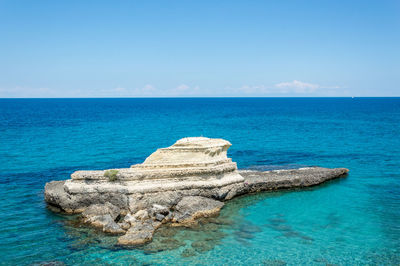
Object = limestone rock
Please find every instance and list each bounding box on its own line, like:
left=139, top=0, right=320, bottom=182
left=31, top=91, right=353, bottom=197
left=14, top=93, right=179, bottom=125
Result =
left=118, top=221, right=131, bottom=230
left=43, top=136, right=349, bottom=246
left=44, top=137, right=245, bottom=213
left=45, top=180, right=128, bottom=213
left=83, top=214, right=125, bottom=234
left=82, top=203, right=120, bottom=221
left=102, top=216, right=125, bottom=234
left=133, top=210, right=149, bottom=221
left=79, top=203, right=125, bottom=234
left=155, top=213, right=165, bottom=222
left=44, top=181, right=81, bottom=213
left=172, top=196, right=224, bottom=225
left=65, top=137, right=244, bottom=195
left=117, top=221, right=161, bottom=245
left=233, top=167, right=349, bottom=198
left=151, top=204, right=169, bottom=217
left=139, top=137, right=233, bottom=167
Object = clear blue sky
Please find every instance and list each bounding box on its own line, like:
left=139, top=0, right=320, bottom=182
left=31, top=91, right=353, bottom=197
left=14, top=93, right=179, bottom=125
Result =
left=0, top=0, right=399, bottom=97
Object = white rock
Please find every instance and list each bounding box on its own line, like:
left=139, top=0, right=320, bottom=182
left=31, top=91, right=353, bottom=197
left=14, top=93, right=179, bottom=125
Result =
left=133, top=209, right=149, bottom=221
left=65, top=137, right=244, bottom=194
left=123, top=213, right=137, bottom=224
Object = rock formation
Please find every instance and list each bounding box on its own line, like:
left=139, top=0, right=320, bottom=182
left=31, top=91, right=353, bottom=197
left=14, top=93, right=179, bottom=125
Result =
left=44, top=137, right=348, bottom=245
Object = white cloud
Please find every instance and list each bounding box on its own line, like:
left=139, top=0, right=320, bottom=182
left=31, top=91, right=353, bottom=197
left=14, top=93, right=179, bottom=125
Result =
left=113, top=87, right=126, bottom=93
left=1, top=81, right=344, bottom=97
left=0, top=86, right=55, bottom=98
left=109, top=84, right=201, bottom=97
left=169, top=84, right=200, bottom=96
left=142, top=84, right=156, bottom=92
left=174, top=84, right=190, bottom=92
left=236, top=85, right=269, bottom=94
left=232, top=80, right=343, bottom=95
left=275, top=80, right=320, bottom=93
left=110, top=81, right=343, bottom=97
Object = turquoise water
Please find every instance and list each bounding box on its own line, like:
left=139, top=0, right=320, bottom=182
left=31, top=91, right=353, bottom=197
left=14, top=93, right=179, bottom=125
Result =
left=0, top=98, right=399, bottom=265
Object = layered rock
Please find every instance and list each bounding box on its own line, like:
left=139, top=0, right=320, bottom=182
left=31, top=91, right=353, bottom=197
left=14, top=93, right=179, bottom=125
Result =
left=44, top=137, right=349, bottom=246
left=64, top=137, right=243, bottom=195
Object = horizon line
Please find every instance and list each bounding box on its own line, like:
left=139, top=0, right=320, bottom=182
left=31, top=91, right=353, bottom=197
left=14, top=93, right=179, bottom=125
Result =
left=0, top=96, right=400, bottom=99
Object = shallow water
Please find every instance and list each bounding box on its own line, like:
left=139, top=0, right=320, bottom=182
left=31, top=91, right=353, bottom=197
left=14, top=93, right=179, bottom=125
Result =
left=0, top=98, right=399, bottom=265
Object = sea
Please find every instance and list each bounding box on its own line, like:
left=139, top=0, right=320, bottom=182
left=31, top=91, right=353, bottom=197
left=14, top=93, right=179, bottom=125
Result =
left=0, top=98, right=399, bottom=265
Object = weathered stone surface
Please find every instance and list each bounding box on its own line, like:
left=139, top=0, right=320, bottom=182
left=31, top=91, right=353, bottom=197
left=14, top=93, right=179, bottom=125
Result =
left=123, top=213, right=136, bottom=224
left=172, top=196, right=224, bottom=225
left=102, top=217, right=125, bottom=234
left=66, top=138, right=243, bottom=195
left=150, top=204, right=169, bottom=220
left=82, top=202, right=120, bottom=221
left=118, top=221, right=131, bottom=230
left=44, top=181, right=81, bottom=213
left=45, top=180, right=128, bottom=213
left=231, top=167, right=349, bottom=199
left=133, top=210, right=149, bottom=221
left=117, top=221, right=161, bottom=245
left=83, top=214, right=125, bottom=234
left=43, top=137, right=349, bottom=246
left=78, top=203, right=126, bottom=234
left=155, top=214, right=164, bottom=221
left=70, top=137, right=243, bottom=184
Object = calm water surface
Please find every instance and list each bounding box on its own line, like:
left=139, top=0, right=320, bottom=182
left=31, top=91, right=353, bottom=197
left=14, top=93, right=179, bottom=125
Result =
left=0, top=98, right=399, bottom=265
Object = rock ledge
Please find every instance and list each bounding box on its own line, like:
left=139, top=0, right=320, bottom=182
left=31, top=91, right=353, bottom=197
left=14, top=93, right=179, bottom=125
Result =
left=44, top=137, right=348, bottom=245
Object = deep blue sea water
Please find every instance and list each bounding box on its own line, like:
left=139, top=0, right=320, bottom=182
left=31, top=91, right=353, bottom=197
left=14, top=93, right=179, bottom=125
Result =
left=0, top=98, right=399, bottom=265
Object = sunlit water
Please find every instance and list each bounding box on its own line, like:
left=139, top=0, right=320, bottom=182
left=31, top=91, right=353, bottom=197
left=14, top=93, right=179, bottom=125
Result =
left=0, top=98, right=399, bottom=265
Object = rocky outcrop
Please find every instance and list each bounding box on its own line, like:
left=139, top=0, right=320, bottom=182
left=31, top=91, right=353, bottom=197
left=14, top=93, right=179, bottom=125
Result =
left=80, top=203, right=125, bottom=234
left=44, top=137, right=349, bottom=246
left=172, top=196, right=225, bottom=226
left=118, top=220, right=162, bottom=245
left=231, top=167, right=349, bottom=199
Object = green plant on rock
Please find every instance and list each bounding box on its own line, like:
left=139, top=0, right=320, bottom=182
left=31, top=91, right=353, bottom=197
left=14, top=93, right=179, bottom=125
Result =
left=104, top=170, right=119, bottom=182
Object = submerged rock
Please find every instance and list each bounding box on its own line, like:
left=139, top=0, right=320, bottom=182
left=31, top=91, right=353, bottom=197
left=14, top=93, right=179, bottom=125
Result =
left=154, top=226, right=179, bottom=238
left=141, top=238, right=185, bottom=254
left=33, top=261, right=66, bottom=266
left=181, top=248, right=197, bottom=257
left=44, top=137, right=349, bottom=246
left=191, top=240, right=215, bottom=253
left=262, top=259, right=287, bottom=266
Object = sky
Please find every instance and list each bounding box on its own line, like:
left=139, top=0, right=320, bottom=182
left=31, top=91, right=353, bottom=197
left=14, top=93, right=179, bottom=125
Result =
left=0, top=0, right=399, bottom=97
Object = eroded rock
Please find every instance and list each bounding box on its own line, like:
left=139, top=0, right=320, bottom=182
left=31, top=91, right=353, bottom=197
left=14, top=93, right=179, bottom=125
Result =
left=102, top=217, right=125, bottom=234
left=173, top=196, right=224, bottom=226
left=133, top=209, right=149, bottom=221
left=117, top=220, right=161, bottom=245
left=44, top=137, right=349, bottom=246
left=82, top=202, right=120, bottom=221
